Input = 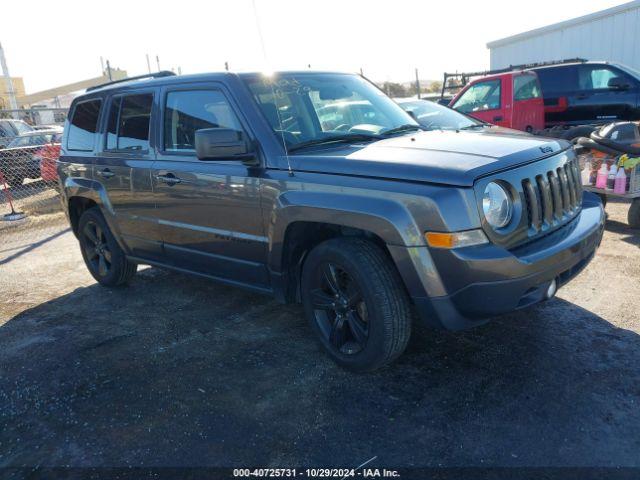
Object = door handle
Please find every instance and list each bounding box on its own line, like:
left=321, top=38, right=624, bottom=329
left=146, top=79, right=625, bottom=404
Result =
left=97, top=168, right=115, bottom=179
left=155, top=173, right=182, bottom=185
left=576, top=93, right=589, bottom=100
left=493, top=115, right=503, bottom=122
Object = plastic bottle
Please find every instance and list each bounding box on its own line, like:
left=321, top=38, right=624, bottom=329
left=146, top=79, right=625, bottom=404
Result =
left=614, top=167, right=627, bottom=194
left=581, top=159, right=592, bottom=185
left=595, top=163, right=608, bottom=189
left=607, top=164, right=618, bottom=190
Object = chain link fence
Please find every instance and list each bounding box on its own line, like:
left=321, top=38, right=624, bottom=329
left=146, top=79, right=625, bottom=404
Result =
left=0, top=108, right=67, bottom=235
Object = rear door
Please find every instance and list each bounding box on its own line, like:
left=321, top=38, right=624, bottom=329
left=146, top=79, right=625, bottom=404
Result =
left=511, top=72, right=544, bottom=132
left=150, top=83, right=269, bottom=289
left=450, top=77, right=509, bottom=127
left=572, top=64, right=639, bottom=124
left=535, top=65, right=579, bottom=126
left=94, top=90, right=162, bottom=260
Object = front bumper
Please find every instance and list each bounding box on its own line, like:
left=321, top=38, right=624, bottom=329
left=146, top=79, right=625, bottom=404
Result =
left=403, top=192, right=605, bottom=330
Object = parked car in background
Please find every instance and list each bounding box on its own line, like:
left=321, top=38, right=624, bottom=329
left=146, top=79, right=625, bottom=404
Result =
left=0, top=119, right=35, bottom=148
left=59, top=70, right=604, bottom=372
left=32, top=124, right=64, bottom=132
left=395, top=98, right=485, bottom=130
left=35, top=136, right=63, bottom=185
left=448, top=60, right=640, bottom=139
left=0, top=130, right=62, bottom=187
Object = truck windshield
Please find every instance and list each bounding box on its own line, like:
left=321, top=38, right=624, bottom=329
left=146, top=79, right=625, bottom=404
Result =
left=397, top=99, right=481, bottom=130
left=244, top=73, right=419, bottom=150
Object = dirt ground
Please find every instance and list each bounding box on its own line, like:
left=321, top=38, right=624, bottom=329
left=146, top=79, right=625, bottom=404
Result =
left=0, top=198, right=639, bottom=470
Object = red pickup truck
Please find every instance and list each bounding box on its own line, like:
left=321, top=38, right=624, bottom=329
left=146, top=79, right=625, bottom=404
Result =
left=446, top=59, right=640, bottom=140
left=449, top=71, right=544, bottom=133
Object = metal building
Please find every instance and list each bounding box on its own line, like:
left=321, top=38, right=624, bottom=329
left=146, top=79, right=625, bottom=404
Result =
left=487, top=1, right=640, bottom=71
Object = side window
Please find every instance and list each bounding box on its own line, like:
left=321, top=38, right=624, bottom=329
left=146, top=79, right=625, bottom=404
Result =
left=163, top=90, right=242, bottom=151
left=579, top=66, right=623, bottom=91
left=513, top=74, right=541, bottom=101
left=536, top=66, right=577, bottom=98
left=453, top=80, right=501, bottom=113
left=105, top=94, right=153, bottom=151
left=67, top=99, right=102, bottom=151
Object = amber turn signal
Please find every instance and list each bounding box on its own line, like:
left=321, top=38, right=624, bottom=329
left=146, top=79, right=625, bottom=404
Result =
left=425, top=230, right=488, bottom=249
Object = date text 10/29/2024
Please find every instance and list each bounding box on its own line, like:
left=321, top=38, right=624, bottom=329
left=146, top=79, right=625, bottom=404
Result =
left=233, top=468, right=401, bottom=478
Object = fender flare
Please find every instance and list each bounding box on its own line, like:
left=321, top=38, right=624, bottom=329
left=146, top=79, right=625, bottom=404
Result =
left=266, top=190, right=425, bottom=273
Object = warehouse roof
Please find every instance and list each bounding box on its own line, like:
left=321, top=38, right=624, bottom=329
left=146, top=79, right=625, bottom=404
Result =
left=487, top=0, right=640, bottom=48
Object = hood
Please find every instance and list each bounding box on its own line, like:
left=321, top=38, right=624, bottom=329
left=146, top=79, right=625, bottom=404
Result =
left=288, top=127, right=570, bottom=187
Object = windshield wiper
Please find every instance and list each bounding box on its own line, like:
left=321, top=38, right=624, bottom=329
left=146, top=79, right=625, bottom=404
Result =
left=288, top=133, right=381, bottom=152
left=458, top=124, right=485, bottom=130
left=381, top=124, right=423, bottom=136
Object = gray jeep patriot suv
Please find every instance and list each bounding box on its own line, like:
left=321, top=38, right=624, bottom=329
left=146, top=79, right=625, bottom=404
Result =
left=58, top=71, right=605, bottom=371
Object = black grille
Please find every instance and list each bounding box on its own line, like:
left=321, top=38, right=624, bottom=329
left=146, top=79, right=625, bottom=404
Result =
left=521, top=157, right=582, bottom=233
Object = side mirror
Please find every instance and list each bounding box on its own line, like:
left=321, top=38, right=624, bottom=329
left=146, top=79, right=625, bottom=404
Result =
left=195, top=128, right=255, bottom=163
left=406, top=110, right=418, bottom=121
left=607, top=77, right=630, bottom=90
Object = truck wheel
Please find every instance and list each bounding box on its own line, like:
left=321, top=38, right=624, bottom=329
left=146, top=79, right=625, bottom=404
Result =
left=301, top=237, right=412, bottom=372
left=629, top=199, right=640, bottom=229
left=78, top=207, right=137, bottom=286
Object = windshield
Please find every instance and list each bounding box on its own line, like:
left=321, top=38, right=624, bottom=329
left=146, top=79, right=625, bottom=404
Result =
left=7, top=133, right=53, bottom=148
left=397, top=100, right=480, bottom=130
left=13, top=120, right=34, bottom=134
left=244, top=73, right=418, bottom=150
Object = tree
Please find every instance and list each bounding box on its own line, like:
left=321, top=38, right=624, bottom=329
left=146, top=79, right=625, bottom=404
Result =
left=379, top=82, right=408, bottom=97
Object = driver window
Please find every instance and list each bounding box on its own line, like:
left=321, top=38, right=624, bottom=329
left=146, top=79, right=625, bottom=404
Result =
left=163, top=90, right=241, bottom=152
left=579, top=66, right=621, bottom=91
left=454, top=79, right=501, bottom=113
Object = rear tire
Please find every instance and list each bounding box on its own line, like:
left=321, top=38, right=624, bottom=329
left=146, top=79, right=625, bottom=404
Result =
left=78, top=207, right=137, bottom=286
left=629, top=199, right=640, bottom=229
left=301, top=237, right=412, bottom=372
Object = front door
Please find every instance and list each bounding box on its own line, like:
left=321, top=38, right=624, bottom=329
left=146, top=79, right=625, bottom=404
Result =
left=94, top=91, right=162, bottom=260
left=151, top=85, right=269, bottom=289
left=451, top=77, right=510, bottom=127
left=571, top=64, right=639, bottom=124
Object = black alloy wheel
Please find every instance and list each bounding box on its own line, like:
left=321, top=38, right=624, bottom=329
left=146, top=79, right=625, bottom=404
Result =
left=82, top=220, right=112, bottom=278
left=310, top=262, right=369, bottom=355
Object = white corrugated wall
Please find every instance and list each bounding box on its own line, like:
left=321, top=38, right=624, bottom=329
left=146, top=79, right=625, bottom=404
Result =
left=489, top=2, right=640, bottom=71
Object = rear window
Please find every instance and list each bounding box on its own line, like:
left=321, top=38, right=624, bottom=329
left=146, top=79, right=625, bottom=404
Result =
left=535, top=66, right=578, bottom=97
left=105, top=94, right=153, bottom=151
left=67, top=99, right=102, bottom=151
left=513, top=74, right=541, bottom=100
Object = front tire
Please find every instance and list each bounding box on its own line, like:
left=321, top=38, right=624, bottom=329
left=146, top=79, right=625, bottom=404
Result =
left=78, top=207, right=137, bottom=286
left=301, top=238, right=412, bottom=372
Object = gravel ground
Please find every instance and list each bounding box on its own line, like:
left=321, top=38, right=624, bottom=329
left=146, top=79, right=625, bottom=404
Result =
left=0, top=199, right=639, bottom=471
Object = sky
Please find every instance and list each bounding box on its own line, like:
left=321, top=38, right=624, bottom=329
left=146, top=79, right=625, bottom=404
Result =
left=1, top=0, right=629, bottom=94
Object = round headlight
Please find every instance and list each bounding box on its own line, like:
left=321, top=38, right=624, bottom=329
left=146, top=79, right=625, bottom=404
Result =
left=482, top=182, right=512, bottom=229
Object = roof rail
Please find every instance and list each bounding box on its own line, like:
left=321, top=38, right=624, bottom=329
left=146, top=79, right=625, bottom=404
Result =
left=86, top=71, right=176, bottom=92
left=440, top=58, right=587, bottom=98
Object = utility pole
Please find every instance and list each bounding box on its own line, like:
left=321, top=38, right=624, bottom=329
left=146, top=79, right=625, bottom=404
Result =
left=106, top=60, right=112, bottom=81
left=0, top=42, right=18, bottom=116
left=146, top=54, right=152, bottom=74
left=415, top=68, right=421, bottom=99
left=156, top=55, right=161, bottom=72
left=224, top=61, right=229, bottom=71
left=359, top=67, right=364, bottom=77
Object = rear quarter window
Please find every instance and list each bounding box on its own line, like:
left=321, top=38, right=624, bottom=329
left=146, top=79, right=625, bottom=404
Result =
left=535, top=66, right=578, bottom=98
left=67, top=99, right=102, bottom=151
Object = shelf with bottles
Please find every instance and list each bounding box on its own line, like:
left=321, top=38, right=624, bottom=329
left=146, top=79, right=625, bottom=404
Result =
left=581, top=152, right=640, bottom=199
